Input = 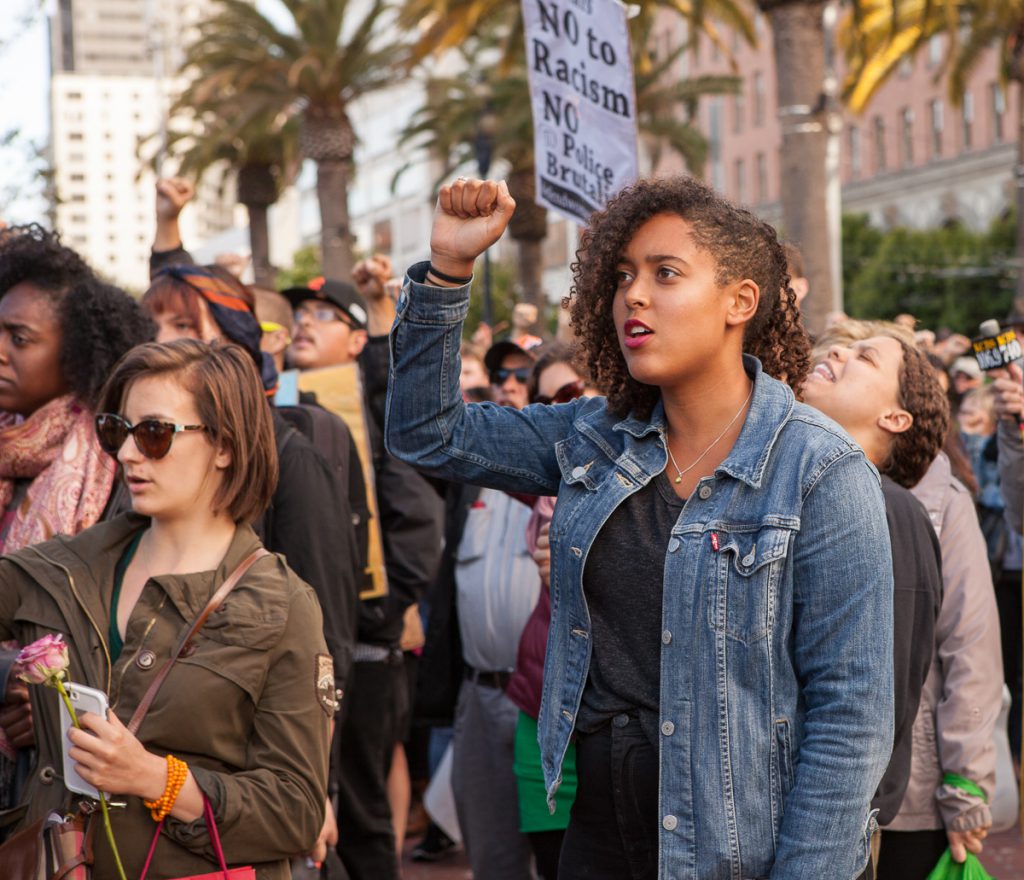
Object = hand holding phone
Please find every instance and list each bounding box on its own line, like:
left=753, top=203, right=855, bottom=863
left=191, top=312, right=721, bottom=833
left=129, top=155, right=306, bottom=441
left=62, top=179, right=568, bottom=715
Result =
left=58, top=682, right=109, bottom=799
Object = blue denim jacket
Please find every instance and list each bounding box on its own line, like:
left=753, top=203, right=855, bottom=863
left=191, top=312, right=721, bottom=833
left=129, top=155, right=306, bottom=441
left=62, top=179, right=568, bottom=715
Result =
left=386, top=264, right=895, bottom=880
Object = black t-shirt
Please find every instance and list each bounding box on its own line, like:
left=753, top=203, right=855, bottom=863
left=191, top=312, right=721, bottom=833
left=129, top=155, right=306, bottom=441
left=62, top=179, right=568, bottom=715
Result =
left=576, top=470, right=684, bottom=746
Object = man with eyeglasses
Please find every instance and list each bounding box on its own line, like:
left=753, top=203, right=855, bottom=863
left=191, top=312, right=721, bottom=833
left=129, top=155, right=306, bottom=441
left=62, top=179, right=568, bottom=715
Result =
left=284, top=267, right=444, bottom=880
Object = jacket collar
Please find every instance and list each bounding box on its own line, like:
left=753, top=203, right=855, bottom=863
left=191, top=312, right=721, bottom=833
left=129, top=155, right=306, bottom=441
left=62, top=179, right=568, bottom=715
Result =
left=612, top=356, right=794, bottom=489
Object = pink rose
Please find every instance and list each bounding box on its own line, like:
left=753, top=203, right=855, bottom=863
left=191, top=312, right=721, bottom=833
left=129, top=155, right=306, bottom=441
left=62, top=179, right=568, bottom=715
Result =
left=16, top=634, right=70, bottom=685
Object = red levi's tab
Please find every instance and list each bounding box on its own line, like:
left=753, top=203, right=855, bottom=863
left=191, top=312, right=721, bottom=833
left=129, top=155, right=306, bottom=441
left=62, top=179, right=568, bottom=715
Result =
left=710, top=532, right=720, bottom=552
left=471, top=500, right=487, bottom=509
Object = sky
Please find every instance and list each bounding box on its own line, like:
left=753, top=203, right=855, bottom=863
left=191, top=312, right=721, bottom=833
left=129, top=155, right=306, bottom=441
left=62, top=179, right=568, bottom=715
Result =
left=0, top=0, right=51, bottom=224
left=0, top=0, right=292, bottom=226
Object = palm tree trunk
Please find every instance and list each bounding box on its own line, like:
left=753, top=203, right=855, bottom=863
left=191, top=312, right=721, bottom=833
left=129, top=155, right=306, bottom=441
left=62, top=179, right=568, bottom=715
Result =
left=516, top=239, right=545, bottom=311
left=507, top=170, right=547, bottom=310
left=316, top=159, right=354, bottom=281
left=246, top=202, right=275, bottom=288
left=1015, top=77, right=1024, bottom=314
left=761, top=0, right=837, bottom=334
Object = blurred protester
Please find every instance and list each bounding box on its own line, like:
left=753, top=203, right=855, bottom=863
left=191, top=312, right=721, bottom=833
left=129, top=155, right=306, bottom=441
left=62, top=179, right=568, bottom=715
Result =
left=460, top=342, right=490, bottom=402
left=506, top=344, right=593, bottom=880
left=950, top=357, right=983, bottom=404
left=283, top=255, right=444, bottom=880
left=0, top=340, right=330, bottom=877
left=816, top=320, right=1002, bottom=878
left=0, top=225, right=153, bottom=819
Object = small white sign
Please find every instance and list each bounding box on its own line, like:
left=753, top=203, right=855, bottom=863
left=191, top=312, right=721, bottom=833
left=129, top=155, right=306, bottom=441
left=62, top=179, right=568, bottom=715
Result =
left=522, top=0, right=639, bottom=224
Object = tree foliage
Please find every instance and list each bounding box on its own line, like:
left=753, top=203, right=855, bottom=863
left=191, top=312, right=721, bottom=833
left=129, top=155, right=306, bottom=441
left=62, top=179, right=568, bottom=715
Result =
left=843, top=213, right=1016, bottom=331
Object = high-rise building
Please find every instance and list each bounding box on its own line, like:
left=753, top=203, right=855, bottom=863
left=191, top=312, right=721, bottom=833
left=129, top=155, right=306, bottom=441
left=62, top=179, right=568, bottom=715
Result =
left=48, top=0, right=236, bottom=290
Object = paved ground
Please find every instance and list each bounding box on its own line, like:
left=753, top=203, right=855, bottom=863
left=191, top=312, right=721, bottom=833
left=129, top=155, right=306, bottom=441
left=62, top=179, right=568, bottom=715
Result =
left=400, top=825, right=1024, bottom=878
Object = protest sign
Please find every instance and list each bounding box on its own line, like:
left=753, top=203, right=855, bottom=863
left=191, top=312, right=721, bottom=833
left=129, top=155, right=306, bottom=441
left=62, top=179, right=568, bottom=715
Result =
left=522, top=0, right=639, bottom=224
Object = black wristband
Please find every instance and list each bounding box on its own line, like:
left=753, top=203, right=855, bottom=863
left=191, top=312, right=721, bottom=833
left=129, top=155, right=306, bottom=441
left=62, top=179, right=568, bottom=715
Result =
left=427, top=264, right=473, bottom=285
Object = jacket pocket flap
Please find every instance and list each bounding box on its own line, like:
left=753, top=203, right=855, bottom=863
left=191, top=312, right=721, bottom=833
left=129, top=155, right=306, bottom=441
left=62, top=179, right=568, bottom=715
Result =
left=720, top=526, right=793, bottom=576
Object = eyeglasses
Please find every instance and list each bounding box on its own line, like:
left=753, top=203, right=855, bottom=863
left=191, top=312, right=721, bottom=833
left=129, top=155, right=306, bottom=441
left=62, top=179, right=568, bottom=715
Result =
left=490, top=367, right=532, bottom=385
left=535, top=379, right=586, bottom=406
left=294, top=305, right=356, bottom=329
left=95, top=413, right=207, bottom=460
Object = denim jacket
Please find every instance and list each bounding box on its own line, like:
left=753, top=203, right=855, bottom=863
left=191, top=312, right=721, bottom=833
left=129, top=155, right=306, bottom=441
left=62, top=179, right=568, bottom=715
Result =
left=386, top=264, right=895, bottom=880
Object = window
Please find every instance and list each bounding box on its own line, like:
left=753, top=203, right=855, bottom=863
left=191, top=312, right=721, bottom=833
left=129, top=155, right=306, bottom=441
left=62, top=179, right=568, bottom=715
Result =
left=735, top=158, right=746, bottom=203
left=873, top=116, right=887, bottom=172
left=69, top=173, right=85, bottom=182
left=991, top=83, right=1005, bottom=142
left=70, top=214, right=86, bottom=224
left=898, top=56, right=913, bottom=78
left=733, top=89, right=745, bottom=134
left=68, top=132, right=83, bottom=141
left=753, top=72, right=766, bottom=127
left=756, top=152, right=768, bottom=203
left=930, top=99, right=943, bottom=158
left=848, top=125, right=861, bottom=179
left=69, top=193, right=85, bottom=202
left=928, top=34, right=943, bottom=68
left=67, top=91, right=81, bottom=100
left=962, top=91, right=973, bottom=150
left=900, top=107, right=914, bottom=166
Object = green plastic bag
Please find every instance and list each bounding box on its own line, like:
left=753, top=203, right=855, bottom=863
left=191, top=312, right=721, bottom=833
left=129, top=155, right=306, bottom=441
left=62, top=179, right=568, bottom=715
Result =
left=924, top=774, right=996, bottom=880
left=924, top=849, right=995, bottom=880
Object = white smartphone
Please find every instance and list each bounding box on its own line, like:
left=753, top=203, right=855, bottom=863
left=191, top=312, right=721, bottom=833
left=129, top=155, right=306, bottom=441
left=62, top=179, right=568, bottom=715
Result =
left=58, top=681, right=109, bottom=800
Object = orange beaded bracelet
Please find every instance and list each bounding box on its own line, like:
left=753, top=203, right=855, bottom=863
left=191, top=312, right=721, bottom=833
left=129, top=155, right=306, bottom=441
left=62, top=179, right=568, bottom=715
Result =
left=144, top=754, right=188, bottom=822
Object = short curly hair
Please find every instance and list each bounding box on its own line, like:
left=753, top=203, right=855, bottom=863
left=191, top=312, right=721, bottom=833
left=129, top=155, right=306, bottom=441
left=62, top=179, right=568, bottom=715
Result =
left=0, top=224, right=155, bottom=409
left=566, top=176, right=811, bottom=419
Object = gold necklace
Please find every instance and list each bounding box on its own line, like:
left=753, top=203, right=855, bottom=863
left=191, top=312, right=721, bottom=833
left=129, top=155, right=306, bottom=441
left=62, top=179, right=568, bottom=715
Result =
left=665, top=382, right=754, bottom=485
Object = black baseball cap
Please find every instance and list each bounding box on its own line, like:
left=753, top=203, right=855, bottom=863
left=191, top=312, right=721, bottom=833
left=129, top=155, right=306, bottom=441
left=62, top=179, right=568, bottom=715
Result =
left=484, top=339, right=541, bottom=373
left=282, top=277, right=368, bottom=330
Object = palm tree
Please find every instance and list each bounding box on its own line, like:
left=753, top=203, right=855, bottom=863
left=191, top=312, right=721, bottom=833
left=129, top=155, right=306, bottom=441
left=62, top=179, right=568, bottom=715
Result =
left=398, top=0, right=755, bottom=69
left=177, top=0, right=403, bottom=281
left=161, top=102, right=300, bottom=287
left=755, top=0, right=838, bottom=333
left=398, top=21, right=738, bottom=308
left=842, top=0, right=1024, bottom=312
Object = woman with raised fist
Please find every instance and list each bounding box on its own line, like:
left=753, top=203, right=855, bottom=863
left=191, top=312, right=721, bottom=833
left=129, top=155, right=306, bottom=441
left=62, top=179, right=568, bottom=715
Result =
left=385, top=176, right=895, bottom=880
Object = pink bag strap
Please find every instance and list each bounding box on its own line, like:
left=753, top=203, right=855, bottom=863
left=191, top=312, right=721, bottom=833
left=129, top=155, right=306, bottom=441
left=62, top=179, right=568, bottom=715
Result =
left=138, top=797, right=231, bottom=880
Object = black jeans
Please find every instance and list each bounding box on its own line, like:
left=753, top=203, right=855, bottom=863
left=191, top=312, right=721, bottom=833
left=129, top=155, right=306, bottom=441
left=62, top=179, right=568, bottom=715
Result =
left=333, top=656, right=408, bottom=880
left=874, top=829, right=948, bottom=880
left=558, top=714, right=658, bottom=880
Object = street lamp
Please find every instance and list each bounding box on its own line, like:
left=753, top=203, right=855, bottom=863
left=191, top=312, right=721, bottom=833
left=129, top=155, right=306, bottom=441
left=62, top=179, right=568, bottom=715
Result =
left=474, top=88, right=499, bottom=327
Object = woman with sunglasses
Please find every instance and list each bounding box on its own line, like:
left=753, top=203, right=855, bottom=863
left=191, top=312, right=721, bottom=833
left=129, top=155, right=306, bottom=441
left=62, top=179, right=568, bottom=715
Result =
left=0, top=339, right=331, bottom=878
left=386, top=177, right=895, bottom=880
left=508, top=344, right=593, bottom=879
left=0, top=225, right=153, bottom=820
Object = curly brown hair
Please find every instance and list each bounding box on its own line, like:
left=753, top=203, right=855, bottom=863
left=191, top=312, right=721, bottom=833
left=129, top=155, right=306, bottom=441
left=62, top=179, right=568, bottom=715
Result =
left=565, top=176, right=811, bottom=419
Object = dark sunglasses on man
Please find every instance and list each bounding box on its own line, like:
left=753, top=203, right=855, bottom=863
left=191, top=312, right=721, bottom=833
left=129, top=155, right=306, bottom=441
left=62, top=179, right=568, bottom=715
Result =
left=95, top=413, right=207, bottom=460
left=490, top=366, right=532, bottom=385
left=535, top=379, right=586, bottom=406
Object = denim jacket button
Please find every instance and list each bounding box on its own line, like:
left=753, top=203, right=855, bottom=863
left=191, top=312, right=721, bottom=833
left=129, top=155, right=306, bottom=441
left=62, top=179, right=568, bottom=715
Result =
left=571, top=466, right=587, bottom=480
left=742, top=551, right=756, bottom=567
left=661, top=721, right=675, bottom=736
left=662, top=815, right=678, bottom=831
left=668, top=537, right=680, bottom=553
left=571, top=547, right=582, bottom=558
left=661, top=629, right=672, bottom=645
left=698, top=485, right=713, bottom=500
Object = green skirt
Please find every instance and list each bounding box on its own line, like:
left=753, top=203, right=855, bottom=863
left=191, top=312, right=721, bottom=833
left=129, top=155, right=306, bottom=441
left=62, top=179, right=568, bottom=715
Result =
left=513, top=711, right=578, bottom=833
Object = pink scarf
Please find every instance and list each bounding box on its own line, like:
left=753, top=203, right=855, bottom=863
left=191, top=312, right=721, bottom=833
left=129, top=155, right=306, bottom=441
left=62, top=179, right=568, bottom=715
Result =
left=0, top=396, right=115, bottom=760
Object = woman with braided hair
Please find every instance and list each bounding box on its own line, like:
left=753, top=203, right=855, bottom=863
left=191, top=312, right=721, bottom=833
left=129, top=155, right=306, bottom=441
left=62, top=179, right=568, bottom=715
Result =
left=385, top=175, right=895, bottom=880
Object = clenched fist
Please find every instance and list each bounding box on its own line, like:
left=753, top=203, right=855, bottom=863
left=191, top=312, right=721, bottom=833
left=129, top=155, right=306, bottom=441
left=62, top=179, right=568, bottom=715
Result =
left=429, top=178, right=516, bottom=283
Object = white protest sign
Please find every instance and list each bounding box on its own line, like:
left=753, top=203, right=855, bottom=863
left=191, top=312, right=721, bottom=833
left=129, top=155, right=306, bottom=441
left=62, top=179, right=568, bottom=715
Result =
left=522, top=0, right=639, bottom=225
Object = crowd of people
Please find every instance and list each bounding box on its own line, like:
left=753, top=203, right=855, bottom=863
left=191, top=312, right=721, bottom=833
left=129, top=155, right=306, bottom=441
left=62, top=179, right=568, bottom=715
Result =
left=0, top=171, right=1019, bottom=880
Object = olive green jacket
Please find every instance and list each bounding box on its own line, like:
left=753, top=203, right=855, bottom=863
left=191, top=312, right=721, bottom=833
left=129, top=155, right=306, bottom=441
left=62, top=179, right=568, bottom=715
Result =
left=0, top=513, right=331, bottom=880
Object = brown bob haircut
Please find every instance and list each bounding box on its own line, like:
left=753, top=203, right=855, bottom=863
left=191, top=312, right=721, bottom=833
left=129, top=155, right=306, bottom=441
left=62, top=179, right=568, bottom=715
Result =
left=814, top=320, right=950, bottom=489
left=97, top=339, right=278, bottom=523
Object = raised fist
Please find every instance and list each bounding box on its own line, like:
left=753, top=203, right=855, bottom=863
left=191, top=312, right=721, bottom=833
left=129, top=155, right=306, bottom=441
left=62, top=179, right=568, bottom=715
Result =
left=155, top=177, right=195, bottom=222
left=353, top=254, right=394, bottom=302
left=429, top=178, right=515, bottom=280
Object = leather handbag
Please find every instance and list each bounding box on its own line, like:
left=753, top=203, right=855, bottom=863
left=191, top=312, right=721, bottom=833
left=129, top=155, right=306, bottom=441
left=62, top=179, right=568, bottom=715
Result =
left=138, top=798, right=255, bottom=880
left=0, top=548, right=269, bottom=880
